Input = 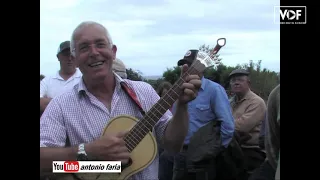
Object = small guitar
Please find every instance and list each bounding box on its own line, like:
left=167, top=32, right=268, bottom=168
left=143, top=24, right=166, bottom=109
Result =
left=75, top=38, right=226, bottom=180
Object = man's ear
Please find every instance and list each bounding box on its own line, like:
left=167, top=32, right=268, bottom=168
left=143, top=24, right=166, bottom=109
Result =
left=247, top=79, right=251, bottom=88
left=112, top=45, right=117, bottom=60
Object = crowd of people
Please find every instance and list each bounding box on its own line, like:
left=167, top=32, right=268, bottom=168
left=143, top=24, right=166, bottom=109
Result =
left=40, top=21, right=280, bottom=180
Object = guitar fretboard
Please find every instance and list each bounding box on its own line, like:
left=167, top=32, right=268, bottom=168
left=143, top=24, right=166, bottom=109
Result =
left=124, top=60, right=205, bottom=152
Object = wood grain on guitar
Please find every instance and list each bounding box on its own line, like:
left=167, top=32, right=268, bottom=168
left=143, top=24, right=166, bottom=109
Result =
left=73, top=38, right=227, bottom=180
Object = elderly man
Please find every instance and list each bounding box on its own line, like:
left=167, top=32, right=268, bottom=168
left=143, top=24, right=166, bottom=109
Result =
left=40, top=21, right=201, bottom=180
left=229, top=69, right=267, bottom=175
left=113, top=58, right=127, bottom=79
left=40, top=41, right=82, bottom=114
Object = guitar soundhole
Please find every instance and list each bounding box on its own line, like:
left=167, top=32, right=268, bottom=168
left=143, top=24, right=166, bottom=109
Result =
left=121, top=158, right=133, bottom=171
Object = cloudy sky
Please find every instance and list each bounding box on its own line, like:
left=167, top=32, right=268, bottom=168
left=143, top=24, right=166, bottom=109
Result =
left=40, top=0, right=280, bottom=77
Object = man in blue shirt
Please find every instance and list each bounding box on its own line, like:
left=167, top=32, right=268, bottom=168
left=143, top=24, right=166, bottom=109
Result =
left=171, top=50, right=235, bottom=180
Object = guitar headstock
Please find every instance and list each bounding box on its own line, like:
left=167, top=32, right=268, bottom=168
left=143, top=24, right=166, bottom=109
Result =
left=194, top=38, right=226, bottom=72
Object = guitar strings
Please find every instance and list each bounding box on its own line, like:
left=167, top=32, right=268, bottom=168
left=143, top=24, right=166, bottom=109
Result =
left=124, top=67, right=198, bottom=151
left=123, top=60, right=208, bottom=152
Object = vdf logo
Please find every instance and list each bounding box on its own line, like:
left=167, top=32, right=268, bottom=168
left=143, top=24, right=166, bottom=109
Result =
left=274, top=6, right=307, bottom=24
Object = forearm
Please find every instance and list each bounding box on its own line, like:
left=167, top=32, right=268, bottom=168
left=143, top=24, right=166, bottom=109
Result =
left=211, top=86, right=235, bottom=148
left=40, top=147, right=77, bottom=172
left=220, top=120, right=235, bottom=147
left=40, top=97, right=52, bottom=112
left=235, top=114, right=264, bottom=132
left=163, top=102, right=188, bottom=153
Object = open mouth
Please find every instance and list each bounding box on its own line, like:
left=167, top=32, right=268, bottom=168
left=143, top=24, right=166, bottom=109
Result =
left=89, top=61, right=104, bottom=67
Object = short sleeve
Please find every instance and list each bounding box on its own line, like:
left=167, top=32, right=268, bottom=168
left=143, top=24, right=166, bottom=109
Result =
left=40, top=99, right=67, bottom=147
left=40, top=77, right=48, bottom=98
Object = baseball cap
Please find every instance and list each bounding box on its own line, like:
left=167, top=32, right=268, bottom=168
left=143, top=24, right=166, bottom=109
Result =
left=177, top=49, right=199, bottom=66
left=229, top=69, right=250, bottom=78
left=57, top=41, right=71, bottom=55
left=113, top=58, right=127, bottom=79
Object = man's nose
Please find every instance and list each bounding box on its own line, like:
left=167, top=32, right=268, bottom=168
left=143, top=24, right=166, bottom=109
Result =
left=89, top=45, right=99, bottom=56
left=233, top=82, right=240, bottom=86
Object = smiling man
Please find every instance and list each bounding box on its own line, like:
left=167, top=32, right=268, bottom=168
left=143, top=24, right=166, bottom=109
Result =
left=40, top=21, right=202, bottom=180
left=40, top=41, right=82, bottom=115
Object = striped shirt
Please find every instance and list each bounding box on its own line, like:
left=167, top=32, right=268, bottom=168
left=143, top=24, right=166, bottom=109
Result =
left=40, top=73, right=172, bottom=180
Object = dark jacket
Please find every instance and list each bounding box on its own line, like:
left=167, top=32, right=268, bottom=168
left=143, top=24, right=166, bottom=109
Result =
left=187, top=120, right=246, bottom=180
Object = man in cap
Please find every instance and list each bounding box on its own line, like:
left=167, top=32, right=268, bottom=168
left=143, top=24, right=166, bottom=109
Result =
left=171, top=49, right=235, bottom=180
left=229, top=69, right=267, bottom=176
left=112, top=58, right=127, bottom=79
left=40, top=41, right=82, bottom=114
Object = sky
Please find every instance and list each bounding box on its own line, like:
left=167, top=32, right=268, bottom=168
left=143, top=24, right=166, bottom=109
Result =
left=40, top=0, right=280, bottom=77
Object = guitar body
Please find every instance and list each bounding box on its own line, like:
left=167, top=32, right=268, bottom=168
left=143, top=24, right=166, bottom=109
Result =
left=77, top=115, right=158, bottom=180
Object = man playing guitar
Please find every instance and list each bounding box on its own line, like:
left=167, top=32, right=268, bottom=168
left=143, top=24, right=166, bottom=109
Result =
left=40, top=21, right=201, bottom=180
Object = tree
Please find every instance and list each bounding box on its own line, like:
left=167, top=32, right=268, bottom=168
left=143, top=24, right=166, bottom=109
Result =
left=162, top=66, right=181, bottom=85
left=144, top=78, right=165, bottom=90
left=120, top=43, right=278, bottom=101
left=233, top=60, right=278, bottom=99
left=126, top=68, right=144, bottom=81
left=161, top=60, right=278, bottom=101
left=162, top=44, right=221, bottom=85
left=199, top=44, right=222, bottom=63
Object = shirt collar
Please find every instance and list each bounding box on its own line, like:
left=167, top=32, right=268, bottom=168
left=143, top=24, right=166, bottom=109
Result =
left=74, top=68, right=82, bottom=78
left=234, top=90, right=254, bottom=103
left=77, top=71, right=125, bottom=94
left=53, top=68, right=82, bottom=80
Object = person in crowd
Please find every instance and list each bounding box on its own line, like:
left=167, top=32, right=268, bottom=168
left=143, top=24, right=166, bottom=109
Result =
left=113, top=58, right=127, bottom=79
left=171, top=49, right=235, bottom=180
left=157, top=81, right=173, bottom=111
left=40, top=41, right=81, bottom=115
left=259, top=114, right=267, bottom=150
left=249, top=83, right=280, bottom=180
left=157, top=81, right=172, bottom=97
left=229, top=69, right=267, bottom=177
left=157, top=81, right=175, bottom=180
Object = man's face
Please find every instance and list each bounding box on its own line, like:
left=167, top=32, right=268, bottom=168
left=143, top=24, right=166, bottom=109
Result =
left=230, top=75, right=250, bottom=94
left=73, top=25, right=117, bottom=81
left=57, top=49, right=75, bottom=70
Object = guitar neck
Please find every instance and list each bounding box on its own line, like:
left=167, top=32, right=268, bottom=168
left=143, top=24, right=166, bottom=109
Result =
left=124, top=60, right=204, bottom=152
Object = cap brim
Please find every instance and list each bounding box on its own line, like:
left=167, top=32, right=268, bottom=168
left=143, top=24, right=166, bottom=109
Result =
left=57, top=47, right=70, bottom=55
left=229, top=72, right=249, bottom=78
